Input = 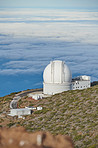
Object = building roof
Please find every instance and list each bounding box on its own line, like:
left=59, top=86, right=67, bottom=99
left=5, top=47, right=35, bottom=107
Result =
left=72, top=75, right=90, bottom=82
left=43, top=60, right=72, bottom=84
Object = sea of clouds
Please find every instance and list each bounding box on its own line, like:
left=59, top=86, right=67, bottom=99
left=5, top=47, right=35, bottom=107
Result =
left=0, top=8, right=98, bottom=96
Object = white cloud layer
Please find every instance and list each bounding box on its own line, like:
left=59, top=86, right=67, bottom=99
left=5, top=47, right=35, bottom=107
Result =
left=0, top=9, right=98, bottom=82
left=0, top=9, right=98, bottom=44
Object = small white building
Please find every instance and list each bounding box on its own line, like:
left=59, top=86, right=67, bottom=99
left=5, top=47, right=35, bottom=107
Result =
left=72, top=75, right=90, bottom=90
left=9, top=108, right=32, bottom=117
left=25, top=106, right=36, bottom=110
left=37, top=107, right=43, bottom=110
left=28, top=93, right=43, bottom=100
left=25, top=106, right=42, bottom=110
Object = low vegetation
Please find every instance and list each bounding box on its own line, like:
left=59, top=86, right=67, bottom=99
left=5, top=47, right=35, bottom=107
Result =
left=0, top=85, right=98, bottom=148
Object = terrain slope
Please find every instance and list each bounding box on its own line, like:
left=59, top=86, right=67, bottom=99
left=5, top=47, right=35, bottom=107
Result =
left=0, top=85, right=98, bottom=147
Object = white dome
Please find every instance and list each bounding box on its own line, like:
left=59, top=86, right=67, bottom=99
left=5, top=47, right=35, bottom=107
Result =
left=43, top=60, right=72, bottom=84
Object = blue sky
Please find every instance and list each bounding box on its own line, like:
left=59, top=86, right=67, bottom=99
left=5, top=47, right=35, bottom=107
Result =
left=0, top=0, right=98, bottom=9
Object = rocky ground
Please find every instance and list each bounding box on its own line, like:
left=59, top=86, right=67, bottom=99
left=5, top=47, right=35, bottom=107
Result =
left=0, top=127, right=74, bottom=148
left=0, top=85, right=98, bottom=148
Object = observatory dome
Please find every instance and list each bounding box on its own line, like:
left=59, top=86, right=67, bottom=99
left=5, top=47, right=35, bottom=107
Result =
left=43, top=60, right=72, bottom=95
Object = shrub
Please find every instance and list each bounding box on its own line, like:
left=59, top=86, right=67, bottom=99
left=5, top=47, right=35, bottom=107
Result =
left=7, top=122, right=15, bottom=127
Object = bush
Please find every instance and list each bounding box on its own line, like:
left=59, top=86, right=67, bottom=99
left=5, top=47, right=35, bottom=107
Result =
left=4, top=97, right=12, bottom=101
left=7, top=122, right=15, bottom=128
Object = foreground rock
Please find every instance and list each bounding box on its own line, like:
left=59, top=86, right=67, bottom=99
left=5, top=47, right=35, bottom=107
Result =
left=0, top=127, right=74, bottom=148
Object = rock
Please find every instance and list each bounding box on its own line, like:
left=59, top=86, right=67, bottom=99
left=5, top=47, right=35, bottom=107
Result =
left=0, top=127, right=74, bottom=148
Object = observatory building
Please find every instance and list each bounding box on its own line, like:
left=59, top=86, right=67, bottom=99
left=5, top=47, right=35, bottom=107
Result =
left=43, top=60, right=90, bottom=95
left=43, top=60, right=72, bottom=95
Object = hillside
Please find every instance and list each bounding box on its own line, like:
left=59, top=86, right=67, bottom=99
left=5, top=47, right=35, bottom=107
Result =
left=0, top=85, right=98, bottom=148
left=0, top=127, right=74, bottom=148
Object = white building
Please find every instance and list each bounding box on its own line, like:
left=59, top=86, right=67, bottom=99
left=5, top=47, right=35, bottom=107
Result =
left=43, top=60, right=90, bottom=95
left=43, top=60, right=72, bottom=95
left=25, top=106, right=42, bottom=110
left=9, top=108, right=32, bottom=117
left=72, top=75, right=90, bottom=90
left=28, top=93, right=43, bottom=100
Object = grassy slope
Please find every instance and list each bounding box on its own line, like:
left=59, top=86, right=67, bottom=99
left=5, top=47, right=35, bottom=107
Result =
left=0, top=86, right=98, bottom=148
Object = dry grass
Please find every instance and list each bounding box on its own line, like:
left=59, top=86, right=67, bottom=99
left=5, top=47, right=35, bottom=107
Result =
left=0, top=85, right=98, bottom=148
